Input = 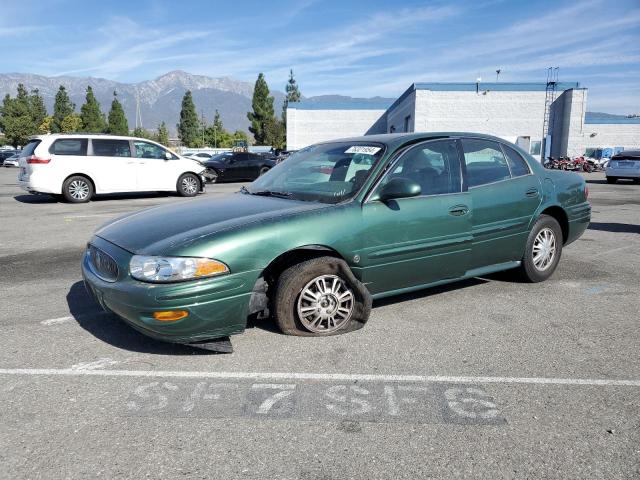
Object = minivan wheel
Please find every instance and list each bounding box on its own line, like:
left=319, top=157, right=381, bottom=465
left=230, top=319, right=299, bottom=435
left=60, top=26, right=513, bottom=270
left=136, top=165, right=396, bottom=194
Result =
left=518, top=214, right=563, bottom=282
left=177, top=173, right=200, bottom=197
left=62, top=175, right=93, bottom=203
left=273, top=256, right=372, bottom=336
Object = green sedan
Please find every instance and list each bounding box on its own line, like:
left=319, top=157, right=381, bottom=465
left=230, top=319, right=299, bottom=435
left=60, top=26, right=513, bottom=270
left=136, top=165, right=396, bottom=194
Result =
left=82, top=133, right=590, bottom=348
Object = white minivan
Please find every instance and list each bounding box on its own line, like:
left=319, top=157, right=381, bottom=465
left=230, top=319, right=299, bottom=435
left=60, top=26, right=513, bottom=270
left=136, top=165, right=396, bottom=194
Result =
left=18, top=134, right=206, bottom=202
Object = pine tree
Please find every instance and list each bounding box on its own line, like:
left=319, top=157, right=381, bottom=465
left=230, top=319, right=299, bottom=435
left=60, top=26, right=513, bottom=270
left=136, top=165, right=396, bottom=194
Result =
left=52, top=86, right=75, bottom=133
left=283, top=69, right=301, bottom=119
left=80, top=86, right=106, bottom=133
left=0, top=85, right=38, bottom=147
left=177, top=90, right=199, bottom=147
left=28, top=88, right=47, bottom=129
left=207, top=109, right=224, bottom=147
left=247, top=73, right=275, bottom=145
left=107, top=91, right=129, bottom=135
left=132, top=127, right=154, bottom=140
left=157, top=122, right=169, bottom=146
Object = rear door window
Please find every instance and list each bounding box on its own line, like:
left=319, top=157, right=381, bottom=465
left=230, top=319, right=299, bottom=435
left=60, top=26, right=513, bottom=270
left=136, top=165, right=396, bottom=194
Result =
left=20, top=140, right=41, bottom=157
left=461, top=139, right=511, bottom=187
left=91, top=139, right=131, bottom=157
left=49, top=139, right=88, bottom=156
left=502, top=144, right=531, bottom=177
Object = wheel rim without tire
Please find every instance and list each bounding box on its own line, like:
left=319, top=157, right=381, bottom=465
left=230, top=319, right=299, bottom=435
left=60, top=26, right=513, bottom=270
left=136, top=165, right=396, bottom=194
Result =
left=297, top=274, right=354, bottom=333
left=182, top=176, right=198, bottom=194
left=69, top=180, right=89, bottom=200
left=532, top=227, right=556, bottom=271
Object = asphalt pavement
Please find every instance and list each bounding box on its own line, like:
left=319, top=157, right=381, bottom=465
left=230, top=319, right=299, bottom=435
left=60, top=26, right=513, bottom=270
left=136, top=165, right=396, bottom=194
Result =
left=0, top=168, right=638, bottom=479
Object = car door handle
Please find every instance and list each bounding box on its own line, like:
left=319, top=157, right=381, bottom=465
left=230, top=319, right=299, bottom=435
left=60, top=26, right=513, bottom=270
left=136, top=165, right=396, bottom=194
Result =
left=525, top=187, right=539, bottom=197
left=448, top=205, right=469, bottom=216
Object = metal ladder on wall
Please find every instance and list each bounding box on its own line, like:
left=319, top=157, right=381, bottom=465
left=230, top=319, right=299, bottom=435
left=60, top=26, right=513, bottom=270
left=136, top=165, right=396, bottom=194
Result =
left=541, top=67, right=559, bottom=158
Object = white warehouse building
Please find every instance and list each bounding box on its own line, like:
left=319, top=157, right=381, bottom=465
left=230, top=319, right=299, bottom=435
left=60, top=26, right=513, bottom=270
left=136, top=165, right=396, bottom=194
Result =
left=286, top=82, right=640, bottom=160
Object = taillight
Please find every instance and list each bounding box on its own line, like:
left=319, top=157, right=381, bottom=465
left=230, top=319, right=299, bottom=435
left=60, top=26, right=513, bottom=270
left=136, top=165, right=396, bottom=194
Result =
left=585, top=186, right=589, bottom=199
left=26, top=155, right=51, bottom=164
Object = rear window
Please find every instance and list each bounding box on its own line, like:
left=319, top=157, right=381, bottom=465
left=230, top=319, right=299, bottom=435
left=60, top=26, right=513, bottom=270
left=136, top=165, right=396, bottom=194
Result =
left=20, top=140, right=41, bottom=157
left=91, top=139, right=131, bottom=157
left=502, top=144, right=531, bottom=177
left=49, top=139, right=88, bottom=156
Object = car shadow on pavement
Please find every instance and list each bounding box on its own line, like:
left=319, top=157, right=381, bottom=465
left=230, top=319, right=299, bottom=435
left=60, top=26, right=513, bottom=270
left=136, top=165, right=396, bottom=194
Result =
left=66, top=281, right=216, bottom=355
left=14, top=192, right=175, bottom=204
left=13, top=194, right=58, bottom=203
left=588, top=222, right=640, bottom=234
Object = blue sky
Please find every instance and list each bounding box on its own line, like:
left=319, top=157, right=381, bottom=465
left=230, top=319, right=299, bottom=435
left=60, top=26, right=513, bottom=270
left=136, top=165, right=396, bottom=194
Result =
left=1, top=0, right=639, bottom=114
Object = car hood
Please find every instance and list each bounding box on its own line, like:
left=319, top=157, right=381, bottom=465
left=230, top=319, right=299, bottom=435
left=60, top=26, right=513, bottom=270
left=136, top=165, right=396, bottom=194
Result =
left=203, top=159, right=225, bottom=168
left=95, top=193, right=330, bottom=254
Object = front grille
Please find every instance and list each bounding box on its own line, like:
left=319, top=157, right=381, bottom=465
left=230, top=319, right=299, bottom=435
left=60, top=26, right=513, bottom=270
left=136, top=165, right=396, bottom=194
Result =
left=88, top=245, right=119, bottom=282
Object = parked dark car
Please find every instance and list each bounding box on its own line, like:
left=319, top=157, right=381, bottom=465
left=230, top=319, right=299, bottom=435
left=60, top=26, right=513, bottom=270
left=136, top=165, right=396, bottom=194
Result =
left=202, top=151, right=276, bottom=183
left=0, top=149, right=20, bottom=165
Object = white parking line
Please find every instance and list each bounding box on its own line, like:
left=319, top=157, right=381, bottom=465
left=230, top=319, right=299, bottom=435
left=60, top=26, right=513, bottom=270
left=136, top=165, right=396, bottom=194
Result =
left=0, top=368, right=638, bottom=387
left=40, top=316, right=74, bottom=325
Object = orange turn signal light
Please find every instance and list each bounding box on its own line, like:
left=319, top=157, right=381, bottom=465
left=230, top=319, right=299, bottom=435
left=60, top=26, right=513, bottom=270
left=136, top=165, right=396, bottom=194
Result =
left=153, top=310, right=189, bottom=322
left=194, top=259, right=228, bottom=277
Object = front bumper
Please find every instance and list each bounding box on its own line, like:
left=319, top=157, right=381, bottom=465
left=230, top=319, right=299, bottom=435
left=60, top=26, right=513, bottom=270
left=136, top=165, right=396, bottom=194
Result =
left=82, top=236, right=258, bottom=344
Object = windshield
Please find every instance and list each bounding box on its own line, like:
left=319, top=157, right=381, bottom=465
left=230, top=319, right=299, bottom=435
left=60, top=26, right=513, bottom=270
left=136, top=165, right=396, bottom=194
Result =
left=246, top=142, right=385, bottom=203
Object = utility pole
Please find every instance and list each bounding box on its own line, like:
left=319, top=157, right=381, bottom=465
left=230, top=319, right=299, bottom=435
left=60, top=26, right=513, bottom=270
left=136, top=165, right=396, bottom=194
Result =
left=201, top=110, right=205, bottom=147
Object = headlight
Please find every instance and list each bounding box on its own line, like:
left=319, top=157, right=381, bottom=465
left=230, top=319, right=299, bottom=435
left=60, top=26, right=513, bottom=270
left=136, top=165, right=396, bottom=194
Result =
left=129, top=255, right=229, bottom=283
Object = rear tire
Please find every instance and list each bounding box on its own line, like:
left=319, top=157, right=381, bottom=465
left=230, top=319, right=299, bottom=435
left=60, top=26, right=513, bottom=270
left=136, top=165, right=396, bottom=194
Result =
left=273, top=256, right=372, bottom=336
left=517, top=215, right=563, bottom=283
left=258, top=166, right=270, bottom=177
left=62, top=175, right=93, bottom=203
left=177, top=173, right=200, bottom=197
left=606, top=177, right=617, bottom=184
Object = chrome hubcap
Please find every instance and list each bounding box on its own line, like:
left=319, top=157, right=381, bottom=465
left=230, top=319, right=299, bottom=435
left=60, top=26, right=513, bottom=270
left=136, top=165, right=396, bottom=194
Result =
left=182, top=176, right=198, bottom=194
left=297, top=274, right=354, bottom=333
left=69, top=180, right=89, bottom=200
left=532, top=227, right=556, bottom=271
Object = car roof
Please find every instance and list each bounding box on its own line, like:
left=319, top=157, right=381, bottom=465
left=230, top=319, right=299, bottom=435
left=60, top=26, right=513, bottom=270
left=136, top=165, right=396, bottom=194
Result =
left=612, top=150, right=640, bottom=158
left=28, top=133, right=161, bottom=142
left=319, top=132, right=518, bottom=150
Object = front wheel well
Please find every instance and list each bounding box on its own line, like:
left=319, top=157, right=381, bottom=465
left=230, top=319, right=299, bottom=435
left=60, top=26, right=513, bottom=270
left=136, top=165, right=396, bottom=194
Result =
left=261, top=246, right=344, bottom=285
left=540, top=206, right=569, bottom=244
left=247, top=246, right=347, bottom=316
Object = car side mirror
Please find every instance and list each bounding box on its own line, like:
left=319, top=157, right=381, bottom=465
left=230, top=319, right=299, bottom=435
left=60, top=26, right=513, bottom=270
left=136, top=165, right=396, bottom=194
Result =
left=378, top=177, right=421, bottom=202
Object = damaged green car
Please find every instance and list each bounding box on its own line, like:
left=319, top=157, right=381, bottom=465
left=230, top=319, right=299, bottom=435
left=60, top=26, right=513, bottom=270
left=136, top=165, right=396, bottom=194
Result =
left=82, top=133, right=590, bottom=349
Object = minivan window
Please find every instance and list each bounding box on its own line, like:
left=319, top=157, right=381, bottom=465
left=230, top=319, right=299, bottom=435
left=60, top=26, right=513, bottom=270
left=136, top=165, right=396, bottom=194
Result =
left=91, top=139, right=131, bottom=157
left=461, top=139, right=511, bottom=187
left=377, top=139, right=462, bottom=196
left=502, top=144, right=531, bottom=177
left=49, top=139, right=88, bottom=156
left=134, top=140, right=172, bottom=159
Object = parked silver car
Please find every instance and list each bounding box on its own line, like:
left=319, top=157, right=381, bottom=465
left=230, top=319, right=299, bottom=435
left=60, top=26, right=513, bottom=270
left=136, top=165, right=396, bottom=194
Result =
left=3, top=154, right=20, bottom=167
left=605, top=150, right=640, bottom=183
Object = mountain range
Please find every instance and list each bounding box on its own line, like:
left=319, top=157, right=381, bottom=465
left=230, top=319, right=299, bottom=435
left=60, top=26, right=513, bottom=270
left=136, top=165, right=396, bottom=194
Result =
left=0, top=71, right=395, bottom=135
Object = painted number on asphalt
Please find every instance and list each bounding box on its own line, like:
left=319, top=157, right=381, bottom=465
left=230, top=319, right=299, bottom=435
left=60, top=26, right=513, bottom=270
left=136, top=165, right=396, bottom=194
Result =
left=126, top=381, right=504, bottom=425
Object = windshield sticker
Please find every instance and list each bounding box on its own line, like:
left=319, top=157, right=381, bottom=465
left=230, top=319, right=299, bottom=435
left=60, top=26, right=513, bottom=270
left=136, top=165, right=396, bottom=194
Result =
left=345, top=146, right=381, bottom=155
